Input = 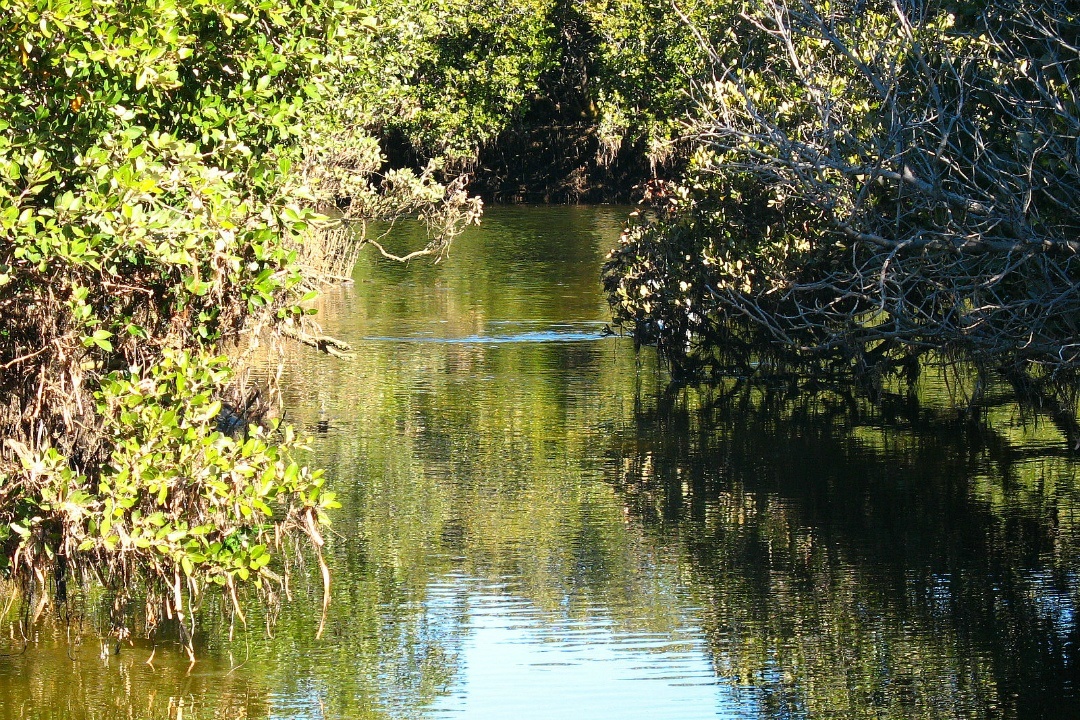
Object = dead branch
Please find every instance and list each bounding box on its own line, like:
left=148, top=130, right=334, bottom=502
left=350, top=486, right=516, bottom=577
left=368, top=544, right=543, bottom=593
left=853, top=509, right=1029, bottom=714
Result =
left=667, top=0, right=1080, bottom=377
left=278, top=323, right=354, bottom=359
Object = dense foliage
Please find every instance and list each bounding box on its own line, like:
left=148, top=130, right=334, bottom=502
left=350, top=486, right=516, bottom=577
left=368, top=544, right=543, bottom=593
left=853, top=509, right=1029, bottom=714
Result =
left=604, top=0, right=1080, bottom=395
left=0, top=0, right=478, bottom=652
left=358, top=0, right=558, bottom=159
left=347, top=0, right=724, bottom=193
left=582, top=0, right=731, bottom=165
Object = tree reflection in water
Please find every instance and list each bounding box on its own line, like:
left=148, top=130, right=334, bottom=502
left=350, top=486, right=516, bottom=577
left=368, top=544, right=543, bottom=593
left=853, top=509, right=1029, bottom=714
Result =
left=605, top=379, right=1080, bottom=719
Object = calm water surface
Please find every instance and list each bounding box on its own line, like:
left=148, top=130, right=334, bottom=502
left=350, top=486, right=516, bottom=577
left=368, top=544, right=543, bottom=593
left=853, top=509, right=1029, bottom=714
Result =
left=3, top=206, right=1080, bottom=719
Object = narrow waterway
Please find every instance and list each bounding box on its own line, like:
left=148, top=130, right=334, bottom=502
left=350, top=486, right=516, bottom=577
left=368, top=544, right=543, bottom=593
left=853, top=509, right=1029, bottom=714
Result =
left=2, top=206, right=1079, bottom=719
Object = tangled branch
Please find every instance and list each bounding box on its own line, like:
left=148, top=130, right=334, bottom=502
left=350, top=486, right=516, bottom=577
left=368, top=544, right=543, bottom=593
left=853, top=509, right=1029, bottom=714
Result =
left=606, top=0, right=1080, bottom=390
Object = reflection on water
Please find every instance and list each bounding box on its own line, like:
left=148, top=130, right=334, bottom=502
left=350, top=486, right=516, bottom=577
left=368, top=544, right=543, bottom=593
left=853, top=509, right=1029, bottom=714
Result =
left=421, top=578, right=733, bottom=719
left=363, top=320, right=607, bottom=345
left=609, top=385, right=1080, bottom=719
left=3, top=206, right=1080, bottom=719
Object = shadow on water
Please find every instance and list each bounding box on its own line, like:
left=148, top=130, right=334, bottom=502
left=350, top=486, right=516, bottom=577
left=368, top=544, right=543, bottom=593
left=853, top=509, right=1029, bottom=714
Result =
left=604, top=380, right=1080, bottom=718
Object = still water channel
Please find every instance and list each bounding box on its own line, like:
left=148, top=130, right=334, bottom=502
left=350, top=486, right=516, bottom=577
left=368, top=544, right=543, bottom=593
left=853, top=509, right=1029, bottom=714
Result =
left=3, top=206, right=1080, bottom=719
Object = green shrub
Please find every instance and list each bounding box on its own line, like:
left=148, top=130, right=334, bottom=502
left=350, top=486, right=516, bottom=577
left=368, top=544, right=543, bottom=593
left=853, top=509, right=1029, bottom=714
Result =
left=0, top=0, right=367, bottom=652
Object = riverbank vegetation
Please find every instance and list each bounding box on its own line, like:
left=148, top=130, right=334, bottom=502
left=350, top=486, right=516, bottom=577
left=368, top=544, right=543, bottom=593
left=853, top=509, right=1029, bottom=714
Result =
left=602, top=0, right=1080, bottom=412
left=0, top=0, right=480, bottom=654
left=350, top=0, right=721, bottom=202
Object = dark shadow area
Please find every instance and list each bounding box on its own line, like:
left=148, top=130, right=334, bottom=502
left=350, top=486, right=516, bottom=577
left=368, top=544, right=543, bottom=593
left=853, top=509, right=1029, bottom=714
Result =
left=604, top=383, right=1080, bottom=718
